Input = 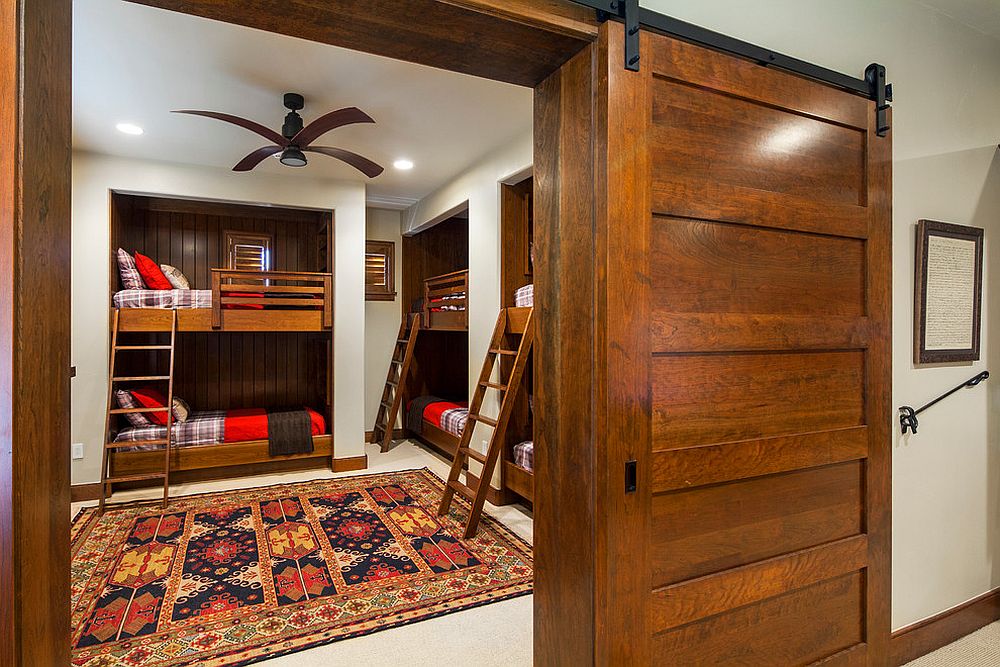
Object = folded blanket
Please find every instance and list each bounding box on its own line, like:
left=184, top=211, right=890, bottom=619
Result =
left=407, top=395, right=443, bottom=435
left=267, top=409, right=314, bottom=456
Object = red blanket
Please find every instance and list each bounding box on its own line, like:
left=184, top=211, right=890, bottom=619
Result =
left=224, top=407, right=325, bottom=443
left=421, top=400, right=467, bottom=429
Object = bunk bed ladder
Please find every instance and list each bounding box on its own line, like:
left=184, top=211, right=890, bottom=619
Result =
left=373, top=315, right=421, bottom=452
left=99, top=309, right=177, bottom=514
left=438, top=308, right=534, bottom=538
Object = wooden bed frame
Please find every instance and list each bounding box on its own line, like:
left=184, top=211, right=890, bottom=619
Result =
left=419, top=269, right=468, bottom=331
left=117, top=269, right=333, bottom=333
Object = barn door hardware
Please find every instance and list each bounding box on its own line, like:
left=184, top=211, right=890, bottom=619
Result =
left=866, top=63, right=893, bottom=137
left=899, top=371, right=990, bottom=435
left=625, top=460, right=637, bottom=493
left=571, top=1, right=892, bottom=120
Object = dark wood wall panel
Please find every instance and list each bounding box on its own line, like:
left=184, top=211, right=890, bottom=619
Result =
left=651, top=461, right=863, bottom=587
left=653, top=573, right=865, bottom=665
left=651, top=78, right=865, bottom=206
left=652, top=351, right=866, bottom=449
left=400, top=216, right=469, bottom=311
left=112, top=195, right=331, bottom=416
left=651, top=216, right=866, bottom=317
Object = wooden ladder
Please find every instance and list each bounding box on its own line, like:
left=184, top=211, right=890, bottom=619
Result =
left=438, top=308, right=534, bottom=538
left=372, top=315, right=421, bottom=452
left=98, top=309, right=177, bottom=514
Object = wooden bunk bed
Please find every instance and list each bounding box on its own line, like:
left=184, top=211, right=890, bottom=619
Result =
left=101, top=194, right=336, bottom=507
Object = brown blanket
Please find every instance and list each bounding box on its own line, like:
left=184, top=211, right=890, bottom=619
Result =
left=267, top=410, right=314, bottom=456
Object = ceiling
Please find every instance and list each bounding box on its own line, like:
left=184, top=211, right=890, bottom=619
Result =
left=915, top=0, right=1000, bottom=40
left=73, top=0, right=533, bottom=208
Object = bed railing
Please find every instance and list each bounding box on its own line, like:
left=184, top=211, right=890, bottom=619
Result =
left=211, top=269, right=333, bottom=329
left=423, top=269, right=468, bottom=330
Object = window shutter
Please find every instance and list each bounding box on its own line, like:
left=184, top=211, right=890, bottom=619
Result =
left=365, top=240, right=396, bottom=301
left=224, top=231, right=273, bottom=272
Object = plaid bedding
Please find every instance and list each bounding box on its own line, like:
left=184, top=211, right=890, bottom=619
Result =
left=515, top=284, right=533, bottom=307
left=438, top=407, right=469, bottom=438
left=113, top=410, right=226, bottom=450
left=113, top=289, right=213, bottom=309
left=513, top=440, right=534, bottom=472
left=429, top=293, right=466, bottom=312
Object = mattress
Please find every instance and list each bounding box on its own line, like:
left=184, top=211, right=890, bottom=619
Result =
left=114, top=407, right=326, bottom=451
left=420, top=399, right=469, bottom=438
left=513, top=440, right=534, bottom=472
left=429, top=293, right=466, bottom=312
left=113, top=289, right=212, bottom=309
left=515, top=284, right=533, bottom=307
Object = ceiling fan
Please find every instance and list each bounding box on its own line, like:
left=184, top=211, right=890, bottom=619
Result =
left=173, top=93, right=384, bottom=177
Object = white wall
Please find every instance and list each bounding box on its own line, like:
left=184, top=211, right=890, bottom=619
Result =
left=365, top=208, right=404, bottom=430
left=71, top=152, right=368, bottom=485
left=404, top=133, right=533, bottom=478
left=645, top=0, right=1000, bottom=629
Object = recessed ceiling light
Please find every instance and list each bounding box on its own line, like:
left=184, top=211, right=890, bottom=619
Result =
left=393, top=159, right=414, bottom=171
left=116, top=122, right=144, bottom=136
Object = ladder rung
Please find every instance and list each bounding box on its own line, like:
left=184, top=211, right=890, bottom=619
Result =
left=480, top=381, right=507, bottom=391
left=387, top=381, right=398, bottom=388
left=381, top=400, right=393, bottom=409
left=115, top=345, right=172, bottom=351
left=448, top=479, right=476, bottom=501
left=110, top=407, right=169, bottom=414
left=105, top=473, right=167, bottom=483
left=112, top=375, right=170, bottom=382
left=460, top=446, right=487, bottom=464
left=396, top=338, right=408, bottom=344
left=105, top=439, right=170, bottom=449
left=471, top=414, right=498, bottom=428
left=390, top=359, right=402, bottom=365
left=490, top=349, right=517, bottom=356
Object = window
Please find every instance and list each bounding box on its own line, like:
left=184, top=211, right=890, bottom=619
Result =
left=366, top=240, right=396, bottom=301
left=225, top=231, right=272, bottom=272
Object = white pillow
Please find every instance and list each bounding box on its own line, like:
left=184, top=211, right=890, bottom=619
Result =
left=159, top=264, right=190, bottom=290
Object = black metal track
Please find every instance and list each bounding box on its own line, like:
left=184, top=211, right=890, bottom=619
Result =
left=571, top=0, right=875, bottom=100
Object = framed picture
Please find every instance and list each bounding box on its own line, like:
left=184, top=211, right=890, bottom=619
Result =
left=914, top=220, right=984, bottom=364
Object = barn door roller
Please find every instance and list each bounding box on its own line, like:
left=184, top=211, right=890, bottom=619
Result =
left=573, top=0, right=892, bottom=135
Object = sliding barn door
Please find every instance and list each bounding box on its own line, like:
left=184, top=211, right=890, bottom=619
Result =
left=536, top=22, right=890, bottom=665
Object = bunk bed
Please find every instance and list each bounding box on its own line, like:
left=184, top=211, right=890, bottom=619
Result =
left=102, top=194, right=335, bottom=508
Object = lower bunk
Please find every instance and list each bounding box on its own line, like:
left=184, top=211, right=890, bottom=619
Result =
left=405, top=397, right=467, bottom=459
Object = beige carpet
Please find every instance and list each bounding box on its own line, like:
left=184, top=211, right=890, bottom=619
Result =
left=905, top=622, right=1000, bottom=666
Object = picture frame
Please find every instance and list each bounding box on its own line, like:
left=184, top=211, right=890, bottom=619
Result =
left=913, top=219, right=984, bottom=364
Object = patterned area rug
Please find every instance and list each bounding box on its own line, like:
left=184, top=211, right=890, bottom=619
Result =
left=70, top=468, right=532, bottom=666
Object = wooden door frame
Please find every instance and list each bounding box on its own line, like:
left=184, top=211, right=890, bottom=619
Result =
left=1, top=0, right=600, bottom=663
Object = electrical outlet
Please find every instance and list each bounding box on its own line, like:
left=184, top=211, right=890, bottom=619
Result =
left=72, top=442, right=84, bottom=460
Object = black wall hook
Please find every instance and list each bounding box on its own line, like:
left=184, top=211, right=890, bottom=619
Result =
left=899, top=371, right=990, bottom=435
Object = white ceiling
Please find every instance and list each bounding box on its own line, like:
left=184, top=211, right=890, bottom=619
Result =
left=915, top=0, right=1000, bottom=40
left=73, top=0, right=533, bottom=207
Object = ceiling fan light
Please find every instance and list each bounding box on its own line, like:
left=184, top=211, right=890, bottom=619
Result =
left=280, top=147, right=308, bottom=167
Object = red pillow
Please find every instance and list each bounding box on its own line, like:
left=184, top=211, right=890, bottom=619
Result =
left=133, top=252, right=173, bottom=290
left=130, top=387, right=170, bottom=425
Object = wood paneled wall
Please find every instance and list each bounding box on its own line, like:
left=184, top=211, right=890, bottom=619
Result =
left=400, top=216, right=468, bottom=311
left=111, top=195, right=332, bottom=415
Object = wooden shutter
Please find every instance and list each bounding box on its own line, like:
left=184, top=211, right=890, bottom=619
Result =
left=224, top=231, right=272, bottom=272
left=366, top=240, right=396, bottom=301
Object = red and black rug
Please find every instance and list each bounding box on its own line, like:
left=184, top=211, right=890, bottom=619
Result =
left=70, top=468, right=532, bottom=666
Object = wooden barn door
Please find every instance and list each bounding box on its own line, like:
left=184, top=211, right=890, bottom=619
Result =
left=589, top=21, right=892, bottom=666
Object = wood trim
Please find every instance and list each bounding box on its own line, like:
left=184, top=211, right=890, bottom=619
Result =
left=892, top=588, right=1000, bottom=666
left=126, top=0, right=595, bottom=87
left=110, top=436, right=333, bottom=476
left=365, top=428, right=405, bottom=443
left=0, top=0, right=72, bottom=663
left=332, top=454, right=368, bottom=473
left=652, top=313, right=872, bottom=353
left=118, top=308, right=329, bottom=332
left=503, top=461, right=534, bottom=503
left=72, top=484, right=104, bottom=503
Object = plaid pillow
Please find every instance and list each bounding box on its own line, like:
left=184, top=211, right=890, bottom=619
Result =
left=114, top=389, right=152, bottom=427
left=116, top=248, right=145, bottom=290
left=160, top=264, right=191, bottom=290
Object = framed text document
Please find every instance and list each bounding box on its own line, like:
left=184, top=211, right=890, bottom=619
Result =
left=914, top=220, right=984, bottom=364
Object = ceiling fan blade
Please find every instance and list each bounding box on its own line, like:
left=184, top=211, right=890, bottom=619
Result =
left=304, top=147, right=384, bottom=178
left=233, top=146, right=283, bottom=172
left=173, top=110, right=288, bottom=147
left=293, top=107, right=375, bottom=147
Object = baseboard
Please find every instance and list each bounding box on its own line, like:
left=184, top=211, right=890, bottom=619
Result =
left=891, top=587, right=1000, bottom=665
left=464, top=470, right=510, bottom=506
left=365, top=429, right=405, bottom=444
left=71, top=483, right=103, bottom=503
left=333, top=454, right=368, bottom=473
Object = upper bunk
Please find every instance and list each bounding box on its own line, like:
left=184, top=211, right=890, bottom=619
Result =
left=401, top=214, right=470, bottom=333
left=111, top=193, right=333, bottom=333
